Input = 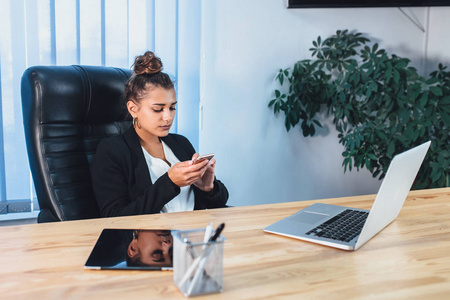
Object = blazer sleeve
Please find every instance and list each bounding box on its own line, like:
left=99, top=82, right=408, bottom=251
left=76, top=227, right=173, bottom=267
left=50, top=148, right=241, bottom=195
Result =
left=193, top=179, right=229, bottom=209
left=91, top=138, right=181, bottom=217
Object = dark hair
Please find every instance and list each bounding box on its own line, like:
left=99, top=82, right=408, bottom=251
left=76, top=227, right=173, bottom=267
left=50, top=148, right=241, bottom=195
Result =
left=125, top=51, right=174, bottom=103
left=126, top=252, right=145, bottom=267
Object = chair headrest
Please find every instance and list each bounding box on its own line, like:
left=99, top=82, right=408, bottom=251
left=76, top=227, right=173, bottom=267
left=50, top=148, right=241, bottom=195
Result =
left=22, top=65, right=132, bottom=125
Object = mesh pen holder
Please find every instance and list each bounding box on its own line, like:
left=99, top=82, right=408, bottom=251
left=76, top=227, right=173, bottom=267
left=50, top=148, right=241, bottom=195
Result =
left=173, top=228, right=225, bottom=297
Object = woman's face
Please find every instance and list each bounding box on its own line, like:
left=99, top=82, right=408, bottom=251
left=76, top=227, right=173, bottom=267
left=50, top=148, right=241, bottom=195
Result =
left=128, top=230, right=173, bottom=267
left=127, top=86, right=177, bottom=140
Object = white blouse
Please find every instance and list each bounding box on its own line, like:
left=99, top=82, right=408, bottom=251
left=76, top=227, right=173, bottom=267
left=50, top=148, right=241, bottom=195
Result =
left=141, top=141, right=195, bottom=213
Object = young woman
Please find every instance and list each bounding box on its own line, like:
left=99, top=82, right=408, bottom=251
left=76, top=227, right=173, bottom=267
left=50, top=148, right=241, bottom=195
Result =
left=91, top=51, right=228, bottom=217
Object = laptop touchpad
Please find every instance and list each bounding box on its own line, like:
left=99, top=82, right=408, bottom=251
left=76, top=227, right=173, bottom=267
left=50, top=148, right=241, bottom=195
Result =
left=289, top=212, right=329, bottom=225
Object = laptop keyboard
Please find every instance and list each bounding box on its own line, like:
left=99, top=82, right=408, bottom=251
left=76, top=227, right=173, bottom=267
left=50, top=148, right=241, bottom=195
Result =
left=306, top=209, right=369, bottom=243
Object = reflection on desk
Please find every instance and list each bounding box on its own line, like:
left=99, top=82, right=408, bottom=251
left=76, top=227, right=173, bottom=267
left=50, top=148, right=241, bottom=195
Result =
left=1, top=188, right=450, bottom=299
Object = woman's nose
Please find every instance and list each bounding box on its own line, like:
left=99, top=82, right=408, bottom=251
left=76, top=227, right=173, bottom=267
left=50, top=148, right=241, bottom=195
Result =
left=164, top=245, right=173, bottom=264
left=162, top=109, right=172, bottom=121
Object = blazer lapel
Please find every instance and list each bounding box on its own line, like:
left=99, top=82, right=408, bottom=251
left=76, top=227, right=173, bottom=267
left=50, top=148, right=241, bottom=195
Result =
left=161, top=134, right=192, bottom=162
left=123, top=127, right=153, bottom=189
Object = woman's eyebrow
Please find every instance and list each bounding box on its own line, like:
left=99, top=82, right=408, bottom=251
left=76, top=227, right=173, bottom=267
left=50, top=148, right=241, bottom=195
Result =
left=151, top=101, right=177, bottom=106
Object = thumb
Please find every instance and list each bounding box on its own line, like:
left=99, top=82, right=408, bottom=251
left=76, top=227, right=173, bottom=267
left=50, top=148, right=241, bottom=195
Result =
left=191, top=153, right=200, bottom=164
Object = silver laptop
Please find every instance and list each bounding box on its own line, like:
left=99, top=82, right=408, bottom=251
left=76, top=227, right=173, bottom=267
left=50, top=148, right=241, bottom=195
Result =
left=263, top=141, right=431, bottom=251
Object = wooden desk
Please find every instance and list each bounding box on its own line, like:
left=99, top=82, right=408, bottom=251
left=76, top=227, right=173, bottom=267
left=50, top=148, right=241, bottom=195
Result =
left=1, top=188, right=449, bottom=299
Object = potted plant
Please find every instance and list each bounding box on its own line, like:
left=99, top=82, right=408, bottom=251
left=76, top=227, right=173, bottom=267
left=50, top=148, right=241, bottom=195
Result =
left=269, top=30, right=449, bottom=189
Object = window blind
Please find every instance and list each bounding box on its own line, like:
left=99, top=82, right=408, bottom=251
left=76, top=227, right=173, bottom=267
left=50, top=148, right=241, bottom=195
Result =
left=0, top=0, right=201, bottom=219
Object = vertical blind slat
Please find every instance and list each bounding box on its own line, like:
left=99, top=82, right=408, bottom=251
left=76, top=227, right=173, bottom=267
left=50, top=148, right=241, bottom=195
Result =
left=8, top=0, right=30, bottom=201
left=55, top=0, right=78, bottom=65
left=80, top=0, right=102, bottom=65
left=176, top=0, right=201, bottom=148
left=105, top=0, right=128, bottom=68
left=154, top=0, right=178, bottom=132
left=128, top=0, right=149, bottom=68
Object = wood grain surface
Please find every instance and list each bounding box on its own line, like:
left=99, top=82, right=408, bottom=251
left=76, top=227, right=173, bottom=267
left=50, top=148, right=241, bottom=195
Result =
left=1, top=188, right=449, bottom=299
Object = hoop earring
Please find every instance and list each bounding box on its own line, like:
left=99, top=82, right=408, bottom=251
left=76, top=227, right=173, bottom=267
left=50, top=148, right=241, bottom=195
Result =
left=132, top=117, right=141, bottom=129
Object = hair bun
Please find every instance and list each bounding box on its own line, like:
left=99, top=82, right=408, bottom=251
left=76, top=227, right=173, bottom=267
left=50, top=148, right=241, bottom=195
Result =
left=133, top=51, right=163, bottom=75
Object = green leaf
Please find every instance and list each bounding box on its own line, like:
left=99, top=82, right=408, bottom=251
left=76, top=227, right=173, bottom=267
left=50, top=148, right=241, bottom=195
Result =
left=366, top=83, right=373, bottom=99
left=275, top=90, right=281, bottom=98
left=313, top=120, right=323, bottom=128
left=376, top=131, right=387, bottom=140
left=393, top=69, right=400, bottom=83
left=431, top=170, right=443, bottom=183
left=371, top=81, right=378, bottom=93
left=285, top=116, right=291, bottom=131
left=368, top=154, right=377, bottom=160
left=430, top=86, right=443, bottom=96
left=373, top=170, right=381, bottom=178
left=441, top=112, right=450, bottom=125
left=399, top=110, right=410, bottom=123
left=365, top=158, right=371, bottom=170
left=372, top=43, right=379, bottom=52
left=441, top=96, right=450, bottom=105
left=274, top=102, right=280, bottom=113
left=309, top=124, right=316, bottom=136
left=426, top=77, right=439, bottom=85
left=395, top=60, right=408, bottom=69
left=387, top=142, right=396, bottom=157
left=412, top=129, right=419, bottom=141
left=420, top=92, right=428, bottom=107
left=385, top=62, right=393, bottom=82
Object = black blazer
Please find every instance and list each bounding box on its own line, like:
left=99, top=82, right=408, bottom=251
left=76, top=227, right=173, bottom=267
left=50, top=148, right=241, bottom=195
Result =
left=91, top=126, right=228, bottom=217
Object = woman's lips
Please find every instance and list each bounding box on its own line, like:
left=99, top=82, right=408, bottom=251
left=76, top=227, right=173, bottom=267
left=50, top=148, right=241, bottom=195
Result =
left=160, top=125, right=171, bottom=130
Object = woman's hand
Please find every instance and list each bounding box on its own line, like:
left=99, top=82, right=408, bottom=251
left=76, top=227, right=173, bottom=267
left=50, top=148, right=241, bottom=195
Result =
left=167, top=154, right=211, bottom=188
left=192, top=157, right=216, bottom=193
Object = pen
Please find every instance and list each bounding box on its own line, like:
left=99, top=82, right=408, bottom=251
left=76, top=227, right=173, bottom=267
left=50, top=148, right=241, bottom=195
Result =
left=203, top=222, right=214, bottom=250
left=209, top=223, right=224, bottom=242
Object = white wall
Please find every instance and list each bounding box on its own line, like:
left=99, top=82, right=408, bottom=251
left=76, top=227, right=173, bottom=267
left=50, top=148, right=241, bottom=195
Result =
left=198, top=0, right=450, bottom=206
left=425, top=8, right=450, bottom=73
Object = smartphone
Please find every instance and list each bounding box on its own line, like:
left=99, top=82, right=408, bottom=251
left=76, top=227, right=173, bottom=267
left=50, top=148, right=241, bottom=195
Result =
left=193, top=153, right=214, bottom=164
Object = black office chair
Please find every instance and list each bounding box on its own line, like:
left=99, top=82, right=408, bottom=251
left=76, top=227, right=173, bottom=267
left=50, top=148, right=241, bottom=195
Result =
left=21, top=65, right=132, bottom=223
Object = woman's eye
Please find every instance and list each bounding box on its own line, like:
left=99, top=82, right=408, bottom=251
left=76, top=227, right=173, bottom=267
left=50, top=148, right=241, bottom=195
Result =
left=152, top=107, right=175, bottom=112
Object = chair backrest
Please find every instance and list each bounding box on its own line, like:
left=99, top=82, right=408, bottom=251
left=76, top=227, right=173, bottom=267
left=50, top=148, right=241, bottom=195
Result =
left=21, top=65, right=132, bottom=222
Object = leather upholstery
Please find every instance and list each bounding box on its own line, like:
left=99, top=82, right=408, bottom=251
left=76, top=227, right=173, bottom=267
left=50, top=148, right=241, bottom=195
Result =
left=21, top=65, right=132, bottom=222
